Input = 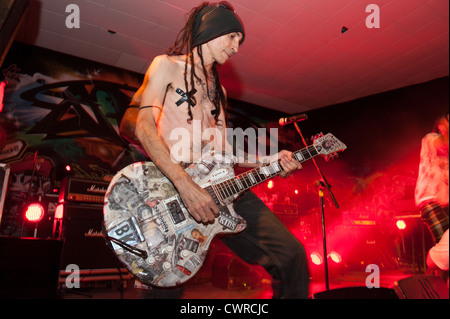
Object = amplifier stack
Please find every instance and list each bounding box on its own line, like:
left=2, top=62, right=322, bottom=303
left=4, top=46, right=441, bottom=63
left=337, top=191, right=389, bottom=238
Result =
left=57, top=177, right=120, bottom=272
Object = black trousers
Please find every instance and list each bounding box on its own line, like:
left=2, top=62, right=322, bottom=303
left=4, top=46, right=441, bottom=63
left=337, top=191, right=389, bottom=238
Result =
left=141, top=191, right=309, bottom=299
left=221, top=191, right=309, bottom=299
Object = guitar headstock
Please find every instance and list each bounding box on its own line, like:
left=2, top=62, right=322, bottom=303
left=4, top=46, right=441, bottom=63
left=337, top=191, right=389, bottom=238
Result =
left=312, top=133, right=347, bottom=161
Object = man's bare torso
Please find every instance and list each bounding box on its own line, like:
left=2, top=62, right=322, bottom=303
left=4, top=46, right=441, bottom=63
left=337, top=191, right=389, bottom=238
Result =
left=134, top=54, right=228, bottom=163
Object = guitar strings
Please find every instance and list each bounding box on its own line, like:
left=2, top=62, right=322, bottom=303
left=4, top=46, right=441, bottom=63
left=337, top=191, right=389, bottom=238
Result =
left=125, top=146, right=315, bottom=225
left=120, top=146, right=314, bottom=231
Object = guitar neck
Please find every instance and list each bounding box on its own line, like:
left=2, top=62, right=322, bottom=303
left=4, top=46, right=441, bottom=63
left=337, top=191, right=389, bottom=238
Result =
left=211, top=145, right=320, bottom=202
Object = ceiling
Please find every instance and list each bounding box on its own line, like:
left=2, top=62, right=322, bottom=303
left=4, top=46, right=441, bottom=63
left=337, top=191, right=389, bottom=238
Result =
left=14, top=0, right=450, bottom=113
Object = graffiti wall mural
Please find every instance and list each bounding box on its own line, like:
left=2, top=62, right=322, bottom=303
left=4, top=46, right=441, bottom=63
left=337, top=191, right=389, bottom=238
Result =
left=0, top=43, right=147, bottom=236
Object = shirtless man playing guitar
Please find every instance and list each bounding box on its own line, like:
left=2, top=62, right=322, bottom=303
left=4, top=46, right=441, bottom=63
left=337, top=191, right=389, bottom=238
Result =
left=114, top=2, right=310, bottom=298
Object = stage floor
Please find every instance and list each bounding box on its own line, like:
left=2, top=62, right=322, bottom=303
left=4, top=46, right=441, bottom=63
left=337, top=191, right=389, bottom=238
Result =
left=59, top=267, right=415, bottom=299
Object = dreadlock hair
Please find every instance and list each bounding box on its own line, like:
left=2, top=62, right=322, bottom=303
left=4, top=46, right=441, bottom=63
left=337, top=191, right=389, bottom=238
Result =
left=433, top=112, right=449, bottom=134
left=166, top=2, right=230, bottom=126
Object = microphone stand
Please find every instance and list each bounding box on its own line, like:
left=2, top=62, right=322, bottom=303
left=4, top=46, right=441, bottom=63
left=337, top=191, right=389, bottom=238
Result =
left=316, top=180, right=329, bottom=291
left=293, top=122, right=340, bottom=291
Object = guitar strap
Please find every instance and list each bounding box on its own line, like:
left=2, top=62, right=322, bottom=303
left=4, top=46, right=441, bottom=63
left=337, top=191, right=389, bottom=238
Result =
left=107, top=235, right=148, bottom=259
left=101, top=223, right=148, bottom=259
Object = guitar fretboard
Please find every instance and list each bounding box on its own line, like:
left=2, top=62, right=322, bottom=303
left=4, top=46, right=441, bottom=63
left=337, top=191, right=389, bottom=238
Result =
left=210, top=145, right=319, bottom=202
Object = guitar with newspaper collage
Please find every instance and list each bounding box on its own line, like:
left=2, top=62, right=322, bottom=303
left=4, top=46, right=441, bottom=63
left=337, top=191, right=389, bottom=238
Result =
left=103, top=133, right=346, bottom=287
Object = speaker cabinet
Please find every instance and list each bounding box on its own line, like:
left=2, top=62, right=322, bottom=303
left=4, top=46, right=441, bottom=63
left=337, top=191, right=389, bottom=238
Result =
left=394, top=275, right=449, bottom=299
left=0, top=237, right=63, bottom=298
left=59, top=204, right=119, bottom=270
left=312, top=286, right=398, bottom=299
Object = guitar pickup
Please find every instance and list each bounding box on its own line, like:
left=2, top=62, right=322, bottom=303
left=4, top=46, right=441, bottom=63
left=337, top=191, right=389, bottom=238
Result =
left=164, top=197, right=187, bottom=226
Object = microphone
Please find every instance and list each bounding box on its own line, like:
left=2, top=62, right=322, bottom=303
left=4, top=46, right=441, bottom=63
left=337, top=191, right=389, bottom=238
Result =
left=314, top=179, right=326, bottom=188
left=278, top=113, right=308, bottom=126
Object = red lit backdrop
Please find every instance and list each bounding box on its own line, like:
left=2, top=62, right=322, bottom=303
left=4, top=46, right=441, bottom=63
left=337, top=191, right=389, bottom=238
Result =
left=0, top=42, right=448, bottom=282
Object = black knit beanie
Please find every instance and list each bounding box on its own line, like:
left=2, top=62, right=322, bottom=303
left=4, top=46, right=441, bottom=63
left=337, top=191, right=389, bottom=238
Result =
left=192, top=3, right=245, bottom=47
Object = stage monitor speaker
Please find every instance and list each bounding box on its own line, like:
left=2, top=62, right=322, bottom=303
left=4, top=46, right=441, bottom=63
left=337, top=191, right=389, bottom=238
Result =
left=394, top=275, right=449, bottom=299
left=0, top=237, right=63, bottom=298
left=59, top=203, right=120, bottom=270
left=312, top=286, right=398, bottom=299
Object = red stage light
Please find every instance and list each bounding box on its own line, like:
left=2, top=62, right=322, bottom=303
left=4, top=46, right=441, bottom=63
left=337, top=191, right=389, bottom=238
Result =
left=65, top=165, right=72, bottom=172
left=311, top=252, right=323, bottom=266
left=54, top=203, right=64, bottom=219
left=25, top=203, right=45, bottom=222
left=396, top=220, right=406, bottom=230
left=294, top=189, right=299, bottom=195
left=328, top=251, right=342, bottom=264
left=0, top=81, right=5, bottom=112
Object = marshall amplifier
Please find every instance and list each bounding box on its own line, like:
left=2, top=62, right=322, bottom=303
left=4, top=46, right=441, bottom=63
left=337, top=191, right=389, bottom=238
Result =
left=58, top=177, right=118, bottom=270
left=59, top=204, right=120, bottom=270
left=59, top=177, right=110, bottom=205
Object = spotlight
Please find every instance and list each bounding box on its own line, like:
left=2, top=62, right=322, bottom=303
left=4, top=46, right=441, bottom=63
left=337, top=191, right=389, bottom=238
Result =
left=52, top=203, right=64, bottom=239
left=56, top=164, right=73, bottom=181
left=54, top=203, right=64, bottom=219
left=328, top=251, right=342, bottom=264
left=25, top=203, right=45, bottom=223
left=311, top=252, right=323, bottom=266
left=396, top=219, right=406, bottom=230
left=24, top=202, right=46, bottom=238
left=267, top=180, right=274, bottom=189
